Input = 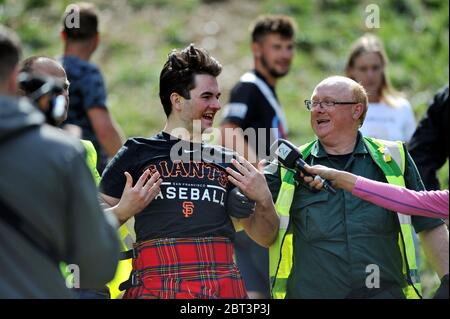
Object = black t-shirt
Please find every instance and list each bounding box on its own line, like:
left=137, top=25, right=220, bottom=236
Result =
left=221, top=70, right=287, bottom=157
left=100, top=132, right=238, bottom=242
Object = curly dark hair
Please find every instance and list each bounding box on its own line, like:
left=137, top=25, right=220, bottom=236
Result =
left=159, top=44, right=222, bottom=117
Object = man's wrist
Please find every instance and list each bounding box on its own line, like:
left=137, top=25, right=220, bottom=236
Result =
left=111, top=205, right=129, bottom=226
left=256, top=194, right=274, bottom=211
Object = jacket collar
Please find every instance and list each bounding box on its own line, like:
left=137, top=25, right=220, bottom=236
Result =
left=310, top=131, right=368, bottom=158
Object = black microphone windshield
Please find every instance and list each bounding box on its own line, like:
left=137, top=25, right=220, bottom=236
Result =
left=271, top=138, right=337, bottom=195
left=270, top=138, right=301, bottom=169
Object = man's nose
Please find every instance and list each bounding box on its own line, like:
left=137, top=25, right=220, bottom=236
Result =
left=210, top=98, right=221, bottom=110
left=281, top=47, right=293, bottom=60
left=312, top=104, right=326, bottom=113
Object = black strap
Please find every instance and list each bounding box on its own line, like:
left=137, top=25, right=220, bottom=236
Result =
left=119, top=249, right=135, bottom=260
left=118, top=270, right=141, bottom=291
left=118, top=249, right=138, bottom=291
left=0, top=195, right=60, bottom=265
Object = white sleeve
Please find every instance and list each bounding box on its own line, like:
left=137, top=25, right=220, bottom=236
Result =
left=400, top=99, right=416, bottom=142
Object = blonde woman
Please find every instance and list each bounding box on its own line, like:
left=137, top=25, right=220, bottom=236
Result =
left=346, top=34, right=416, bottom=142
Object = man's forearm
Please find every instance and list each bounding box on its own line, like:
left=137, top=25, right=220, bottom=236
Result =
left=89, top=108, right=125, bottom=157
left=242, top=197, right=279, bottom=248
left=420, top=224, right=449, bottom=278
left=98, top=193, right=122, bottom=228
left=99, top=125, right=124, bottom=157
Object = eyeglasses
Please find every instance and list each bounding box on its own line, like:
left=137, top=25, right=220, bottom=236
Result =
left=304, top=100, right=358, bottom=111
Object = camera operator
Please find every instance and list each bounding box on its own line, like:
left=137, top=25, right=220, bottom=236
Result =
left=0, top=26, right=119, bottom=298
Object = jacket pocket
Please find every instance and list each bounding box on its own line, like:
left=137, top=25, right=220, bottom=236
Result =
left=295, top=191, right=332, bottom=242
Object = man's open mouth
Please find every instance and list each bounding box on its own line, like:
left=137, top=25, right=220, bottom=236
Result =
left=202, top=112, right=214, bottom=121
left=317, top=119, right=330, bottom=125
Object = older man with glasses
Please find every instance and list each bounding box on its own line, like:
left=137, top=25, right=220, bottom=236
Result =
left=260, top=75, right=448, bottom=299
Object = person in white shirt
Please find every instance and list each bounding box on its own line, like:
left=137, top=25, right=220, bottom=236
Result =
left=345, top=34, right=416, bottom=142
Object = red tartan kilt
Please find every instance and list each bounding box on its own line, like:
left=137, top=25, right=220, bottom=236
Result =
left=123, top=237, right=248, bottom=299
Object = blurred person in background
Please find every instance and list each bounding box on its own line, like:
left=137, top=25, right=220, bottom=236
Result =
left=60, top=2, right=125, bottom=174
left=345, top=34, right=416, bottom=143
left=409, top=85, right=449, bottom=191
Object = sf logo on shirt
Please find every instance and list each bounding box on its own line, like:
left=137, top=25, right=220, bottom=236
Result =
left=182, top=201, right=195, bottom=218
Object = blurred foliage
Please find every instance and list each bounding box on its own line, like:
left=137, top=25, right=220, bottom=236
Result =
left=24, top=0, right=49, bottom=10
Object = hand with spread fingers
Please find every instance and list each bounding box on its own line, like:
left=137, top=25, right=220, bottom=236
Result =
left=109, top=170, right=162, bottom=225
left=225, top=156, right=278, bottom=247
left=226, top=156, right=272, bottom=203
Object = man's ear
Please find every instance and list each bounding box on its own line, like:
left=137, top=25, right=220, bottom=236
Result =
left=8, top=65, right=19, bottom=94
left=89, top=33, right=100, bottom=52
left=94, top=32, right=100, bottom=47
left=170, top=93, right=183, bottom=112
left=61, top=30, right=67, bottom=42
left=352, top=103, right=364, bottom=120
left=251, top=42, right=262, bottom=59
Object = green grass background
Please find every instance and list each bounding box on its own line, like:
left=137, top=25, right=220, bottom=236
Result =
left=1, top=0, right=448, bottom=298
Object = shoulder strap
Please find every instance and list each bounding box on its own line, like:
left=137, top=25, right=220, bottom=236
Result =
left=363, top=137, right=405, bottom=176
left=299, top=140, right=317, bottom=159
left=240, top=72, right=289, bottom=135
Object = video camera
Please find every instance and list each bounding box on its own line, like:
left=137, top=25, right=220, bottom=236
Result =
left=17, top=72, right=67, bottom=126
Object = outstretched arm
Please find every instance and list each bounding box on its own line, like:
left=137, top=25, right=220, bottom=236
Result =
left=420, top=224, right=449, bottom=279
left=303, top=164, right=449, bottom=218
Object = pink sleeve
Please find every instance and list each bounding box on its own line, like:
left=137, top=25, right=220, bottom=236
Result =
left=352, top=177, right=449, bottom=218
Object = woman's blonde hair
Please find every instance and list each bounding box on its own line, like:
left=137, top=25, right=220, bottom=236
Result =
left=345, top=34, right=402, bottom=107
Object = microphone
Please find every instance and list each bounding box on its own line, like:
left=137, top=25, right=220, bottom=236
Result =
left=271, top=139, right=337, bottom=195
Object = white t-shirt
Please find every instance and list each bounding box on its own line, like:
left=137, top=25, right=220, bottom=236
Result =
left=360, top=97, right=416, bottom=142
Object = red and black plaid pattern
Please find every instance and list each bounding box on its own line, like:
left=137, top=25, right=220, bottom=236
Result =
left=123, top=237, right=248, bottom=299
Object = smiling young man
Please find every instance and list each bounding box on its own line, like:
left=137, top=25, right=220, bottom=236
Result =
left=99, top=44, right=278, bottom=299
left=219, top=14, right=296, bottom=299
left=263, top=76, right=448, bottom=299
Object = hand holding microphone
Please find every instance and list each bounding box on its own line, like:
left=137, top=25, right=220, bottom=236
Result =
left=271, top=139, right=337, bottom=195
left=302, top=165, right=343, bottom=191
